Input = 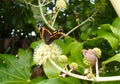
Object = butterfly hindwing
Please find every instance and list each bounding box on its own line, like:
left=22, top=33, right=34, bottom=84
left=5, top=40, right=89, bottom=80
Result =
left=47, top=32, right=62, bottom=44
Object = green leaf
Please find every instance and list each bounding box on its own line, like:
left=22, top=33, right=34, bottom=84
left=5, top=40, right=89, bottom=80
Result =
left=80, top=32, right=89, bottom=40
left=83, top=38, right=104, bottom=48
left=102, top=53, right=120, bottom=65
left=0, top=49, right=33, bottom=84
left=63, top=36, right=76, bottom=45
left=31, top=77, right=46, bottom=84
left=37, top=77, right=81, bottom=84
left=65, top=41, right=85, bottom=69
left=111, top=26, right=120, bottom=40
left=30, top=40, right=43, bottom=49
left=54, top=36, right=75, bottom=54
left=66, top=21, right=73, bottom=29
left=17, top=49, right=33, bottom=74
left=54, top=39, right=67, bottom=54
left=43, top=60, right=60, bottom=78
left=112, top=17, right=120, bottom=28
left=80, top=22, right=91, bottom=32
left=98, top=24, right=119, bottom=49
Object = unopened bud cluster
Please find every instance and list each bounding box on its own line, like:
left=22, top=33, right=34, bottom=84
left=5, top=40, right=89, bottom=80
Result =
left=58, top=55, right=68, bottom=63
left=82, top=48, right=101, bottom=66
left=69, top=62, right=78, bottom=70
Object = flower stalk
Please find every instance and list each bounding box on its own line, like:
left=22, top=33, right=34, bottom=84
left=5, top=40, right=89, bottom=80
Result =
left=38, top=0, right=55, bottom=31
left=52, top=10, right=59, bottom=27
left=49, top=58, right=120, bottom=82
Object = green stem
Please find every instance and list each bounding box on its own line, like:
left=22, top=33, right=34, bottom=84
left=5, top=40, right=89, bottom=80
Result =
left=89, top=66, right=96, bottom=80
left=38, top=0, right=55, bottom=31
left=66, top=19, right=89, bottom=35
left=95, top=59, right=99, bottom=78
left=66, top=11, right=97, bottom=36
left=49, top=58, right=120, bottom=81
left=52, top=10, right=59, bottom=27
left=42, top=1, right=52, bottom=6
left=24, top=0, right=39, bottom=7
left=42, top=0, right=46, bottom=4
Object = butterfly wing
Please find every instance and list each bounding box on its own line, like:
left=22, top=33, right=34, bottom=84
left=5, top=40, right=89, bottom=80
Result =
left=43, top=29, right=52, bottom=44
left=37, top=23, right=63, bottom=45
left=47, top=32, right=63, bottom=44
left=41, top=27, right=63, bottom=44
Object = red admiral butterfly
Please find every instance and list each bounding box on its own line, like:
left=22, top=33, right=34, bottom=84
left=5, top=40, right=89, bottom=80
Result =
left=37, top=23, right=63, bottom=45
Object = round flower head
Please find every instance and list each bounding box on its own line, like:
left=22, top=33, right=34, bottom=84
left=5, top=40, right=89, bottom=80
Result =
left=55, top=0, right=67, bottom=11
left=33, top=43, right=62, bottom=65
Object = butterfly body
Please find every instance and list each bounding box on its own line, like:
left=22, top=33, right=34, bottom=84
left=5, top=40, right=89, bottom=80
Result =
left=37, top=23, right=63, bottom=45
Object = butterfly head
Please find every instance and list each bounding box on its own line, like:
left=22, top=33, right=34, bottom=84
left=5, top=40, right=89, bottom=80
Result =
left=37, top=23, right=43, bottom=31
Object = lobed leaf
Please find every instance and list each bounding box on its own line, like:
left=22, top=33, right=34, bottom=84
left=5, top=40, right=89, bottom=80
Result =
left=43, top=60, right=61, bottom=78
left=102, top=53, right=120, bottom=65
left=37, top=77, right=81, bottom=84
left=0, top=49, right=36, bottom=84
left=98, top=24, right=119, bottom=49
left=30, top=40, right=43, bottom=49
left=65, top=41, right=85, bottom=69
left=112, top=17, right=120, bottom=28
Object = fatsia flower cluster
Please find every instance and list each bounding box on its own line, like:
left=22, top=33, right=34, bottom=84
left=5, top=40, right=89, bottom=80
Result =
left=33, top=43, right=62, bottom=65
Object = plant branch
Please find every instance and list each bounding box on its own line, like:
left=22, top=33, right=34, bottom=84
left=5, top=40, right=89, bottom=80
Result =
left=49, top=58, right=120, bottom=82
left=49, top=58, right=91, bottom=81
left=52, top=10, right=59, bottom=27
left=42, top=1, right=52, bottom=6
left=24, top=0, right=39, bottom=8
left=42, top=0, right=46, bottom=4
left=66, top=18, right=89, bottom=36
left=66, top=11, right=97, bottom=36
left=25, top=0, right=67, bottom=36
left=38, top=0, right=55, bottom=31
left=24, top=0, right=52, bottom=7
left=25, top=0, right=97, bottom=37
